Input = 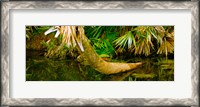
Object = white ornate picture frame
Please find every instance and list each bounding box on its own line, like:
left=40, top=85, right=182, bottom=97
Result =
left=1, top=1, right=199, bottom=106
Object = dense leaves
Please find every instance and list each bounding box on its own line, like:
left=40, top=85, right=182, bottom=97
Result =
left=26, top=26, right=174, bottom=59
left=26, top=26, right=174, bottom=81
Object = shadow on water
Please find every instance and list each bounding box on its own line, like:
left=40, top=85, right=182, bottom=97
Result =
left=26, top=50, right=174, bottom=81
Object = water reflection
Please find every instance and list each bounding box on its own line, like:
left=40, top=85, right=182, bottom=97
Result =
left=26, top=50, right=174, bottom=81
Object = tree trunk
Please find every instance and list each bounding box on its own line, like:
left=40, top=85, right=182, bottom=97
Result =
left=76, top=27, right=143, bottom=74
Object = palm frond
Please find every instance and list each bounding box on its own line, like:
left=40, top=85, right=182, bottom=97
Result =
left=113, top=31, right=136, bottom=52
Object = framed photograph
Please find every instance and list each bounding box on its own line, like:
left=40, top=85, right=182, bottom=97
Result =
left=1, top=1, right=199, bottom=106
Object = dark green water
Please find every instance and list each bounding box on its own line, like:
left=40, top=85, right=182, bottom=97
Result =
left=26, top=51, right=174, bottom=81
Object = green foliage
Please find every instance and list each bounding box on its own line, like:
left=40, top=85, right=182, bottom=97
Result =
left=26, top=26, right=51, bottom=39
left=26, top=26, right=174, bottom=59
left=132, top=26, right=155, bottom=56
left=26, top=26, right=174, bottom=81
left=85, top=26, right=117, bottom=38
left=85, top=26, right=174, bottom=57
left=90, top=38, right=115, bottom=57
left=113, top=31, right=136, bottom=53
left=85, top=26, right=118, bottom=58
left=113, top=26, right=174, bottom=57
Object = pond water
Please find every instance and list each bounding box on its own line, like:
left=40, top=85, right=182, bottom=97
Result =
left=26, top=50, right=174, bottom=81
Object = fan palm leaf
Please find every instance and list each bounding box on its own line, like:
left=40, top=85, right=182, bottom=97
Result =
left=157, top=31, right=174, bottom=56
left=113, top=31, right=136, bottom=52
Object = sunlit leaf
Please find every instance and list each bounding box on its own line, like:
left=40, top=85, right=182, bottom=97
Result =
left=44, top=27, right=57, bottom=35
left=54, top=30, right=60, bottom=38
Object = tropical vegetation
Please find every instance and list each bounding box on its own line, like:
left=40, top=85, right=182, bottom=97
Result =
left=26, top=26, right=174, bottom=81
